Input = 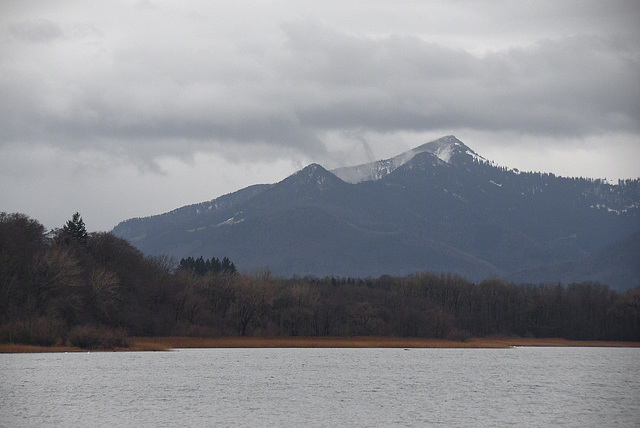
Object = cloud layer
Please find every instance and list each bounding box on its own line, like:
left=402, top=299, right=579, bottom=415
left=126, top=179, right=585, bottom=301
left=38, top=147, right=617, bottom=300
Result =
left=2, top=2, right=639, bottom=161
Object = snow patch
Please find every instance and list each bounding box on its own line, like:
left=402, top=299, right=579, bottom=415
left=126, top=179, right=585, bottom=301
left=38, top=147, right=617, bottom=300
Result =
left=433, top=144, right=455, bottom=163
left=466, top=148, right=486, bottom=163
left=590, top=203, right=639, bottom=215
left=216, top=215, right=245, bottom=227
left=332, top=135, right=479, bottom=184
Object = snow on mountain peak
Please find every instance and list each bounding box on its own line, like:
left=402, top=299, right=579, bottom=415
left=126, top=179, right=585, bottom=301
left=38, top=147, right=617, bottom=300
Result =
left=414, top=135, right=462, bottom=162
left=411, top=135, right=484, bottom=163
left=332, top=135, right=483, bottom=184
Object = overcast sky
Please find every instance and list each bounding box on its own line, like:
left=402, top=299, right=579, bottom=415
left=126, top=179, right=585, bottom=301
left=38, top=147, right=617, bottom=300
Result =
left=1, top=0, right=639, bottom=231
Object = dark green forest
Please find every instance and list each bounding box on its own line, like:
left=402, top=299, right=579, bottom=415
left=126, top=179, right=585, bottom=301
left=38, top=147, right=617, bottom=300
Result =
left=1, top=212, right=638, bottom=349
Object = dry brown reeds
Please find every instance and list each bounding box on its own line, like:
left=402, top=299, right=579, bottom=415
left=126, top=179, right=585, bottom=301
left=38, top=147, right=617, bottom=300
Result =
left=2, top=336, right=638, bottom=353
left=127, top=336, right=640, bottom=350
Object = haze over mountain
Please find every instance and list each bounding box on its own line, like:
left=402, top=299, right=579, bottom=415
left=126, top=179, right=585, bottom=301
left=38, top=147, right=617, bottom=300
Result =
left=112, top=136, right=640, bottom=289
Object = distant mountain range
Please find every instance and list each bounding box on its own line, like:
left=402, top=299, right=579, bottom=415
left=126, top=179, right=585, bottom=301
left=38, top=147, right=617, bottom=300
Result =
left=112, top=136, right=640, bottom=290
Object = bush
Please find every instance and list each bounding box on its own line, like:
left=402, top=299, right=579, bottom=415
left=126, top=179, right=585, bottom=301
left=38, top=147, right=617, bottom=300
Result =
left=171, top=321, right=216, bottom=338
left=447, top=328, right=472, bottom=342
left=29, top=317, right=61, bottom=346
left=68, top=325, right=101, bottom=349
left=0, top=323, right=14, bottom=344
left=0, top=318, right=61, bottom=346
left=68, top=325, right=129, bottom=350
left=101, top=327, right=130, bottom=349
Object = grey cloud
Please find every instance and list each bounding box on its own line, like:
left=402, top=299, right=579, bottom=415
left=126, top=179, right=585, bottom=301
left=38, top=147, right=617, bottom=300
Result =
left=281, top=21, right=474, bottom=85
left=0, top=54, right=325, bottom=161
left=282, top=23, right=639, bottom=137
left=0, top=13, right=638, bottom=168
left=8, top=19, right=64, bottom=42
left=135, top=1, right=159, bottom=11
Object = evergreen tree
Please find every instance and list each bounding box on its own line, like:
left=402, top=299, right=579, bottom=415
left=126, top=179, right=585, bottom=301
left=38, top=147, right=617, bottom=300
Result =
left=194, top=256, right=206, bottom=275
left=210, top=257, right=222, bottom=273
left=221, top=257, right=237, bottom=274
left=62, top=212, right=88, bottom=245
left=177, top=255, right=236, bottom=275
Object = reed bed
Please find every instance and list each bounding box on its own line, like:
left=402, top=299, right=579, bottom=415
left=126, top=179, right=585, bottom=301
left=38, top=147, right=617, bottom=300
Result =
left=126, top=336, right=640, bottom=350
left=2, top=337, right=639, bottom=353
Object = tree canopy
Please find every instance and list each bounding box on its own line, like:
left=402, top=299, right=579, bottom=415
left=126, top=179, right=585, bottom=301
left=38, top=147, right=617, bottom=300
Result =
left=1, top=211, right=638, bottom=349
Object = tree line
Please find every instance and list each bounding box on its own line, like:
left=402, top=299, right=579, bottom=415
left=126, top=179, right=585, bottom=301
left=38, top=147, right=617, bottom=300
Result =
left=178, top=256, right=236, bottom=276
left=1, top=212, right=638, bottom=348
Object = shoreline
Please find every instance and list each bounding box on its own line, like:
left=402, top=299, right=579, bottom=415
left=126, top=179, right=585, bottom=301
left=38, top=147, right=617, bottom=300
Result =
left=1, top=336, right=639, bottom=353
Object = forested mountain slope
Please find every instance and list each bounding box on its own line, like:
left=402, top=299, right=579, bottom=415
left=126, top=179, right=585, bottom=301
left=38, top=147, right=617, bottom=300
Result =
left=510, top=230, right=640, bottom=291
left=113, top=136, right=640, bottom=288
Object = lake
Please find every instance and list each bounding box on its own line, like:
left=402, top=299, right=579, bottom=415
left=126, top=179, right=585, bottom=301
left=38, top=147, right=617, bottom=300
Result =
left=1, top=347, right=638, bottom=427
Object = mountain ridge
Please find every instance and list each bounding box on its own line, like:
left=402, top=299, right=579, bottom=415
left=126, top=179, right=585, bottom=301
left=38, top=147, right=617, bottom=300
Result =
left=112, top=136, right=640, bottom=289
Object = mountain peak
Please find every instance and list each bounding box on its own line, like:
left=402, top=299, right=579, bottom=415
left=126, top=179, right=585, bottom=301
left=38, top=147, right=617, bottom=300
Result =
left=293, top=163, right=333, bottom=180
left=279, top=162, right=344, bottom=191
left=301, top=163, right=325, bottom=173
left=332, top=135, right=484, bottom=184
left=413, top=135, right=485, bottom=164
left=413, top=135, right=465, bottom=162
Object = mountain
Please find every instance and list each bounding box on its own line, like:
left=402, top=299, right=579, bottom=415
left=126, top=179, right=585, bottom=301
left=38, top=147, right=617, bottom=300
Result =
left=509, top=230, right=640, bottom=291
left=112, top=136, right=640, bottom=288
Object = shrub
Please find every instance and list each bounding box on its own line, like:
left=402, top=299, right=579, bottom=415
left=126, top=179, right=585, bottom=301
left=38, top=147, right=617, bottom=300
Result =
left=447, top=328, right=472, bottom=342
left=0, top=323, right=14, bottom=343
left=101, top=327, right=130, bottom=349
left=69, top=325, right=102, bottom=349
left=0, top=317, right=62, bottom=346
left=171, top=321, right=216, bottom=338
left=29, top=317, right=61, bottom=346
left=68, top=325, right=129, bottom=350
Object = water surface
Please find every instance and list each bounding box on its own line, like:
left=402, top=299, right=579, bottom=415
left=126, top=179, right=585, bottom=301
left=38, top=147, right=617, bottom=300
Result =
left=1, top=347, right=638, bottom=427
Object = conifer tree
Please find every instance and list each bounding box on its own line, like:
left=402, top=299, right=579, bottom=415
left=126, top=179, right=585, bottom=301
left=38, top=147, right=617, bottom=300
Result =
left=62, top=212, right=88, bottom=245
